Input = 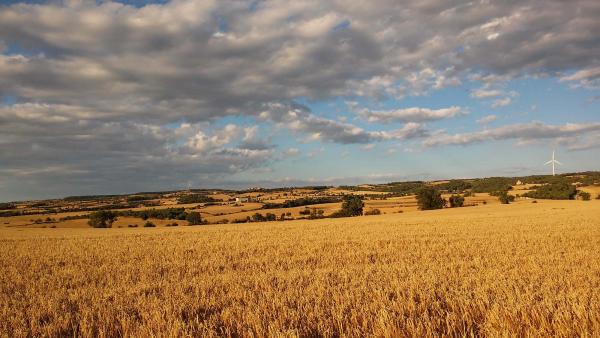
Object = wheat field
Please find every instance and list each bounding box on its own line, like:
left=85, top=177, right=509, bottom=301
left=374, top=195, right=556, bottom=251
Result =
left=1, top=200, right=599, bottom=337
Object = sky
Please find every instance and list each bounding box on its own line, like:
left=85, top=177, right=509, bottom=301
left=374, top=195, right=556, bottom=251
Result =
left=0, top=0, right=599, bottom=201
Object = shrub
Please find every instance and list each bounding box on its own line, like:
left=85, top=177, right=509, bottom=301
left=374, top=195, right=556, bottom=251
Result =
left=265, top=213, right=277, bottom=221
left=532, top=200, right=538, bottom=203
left=0, top=203, right=16, bottom=210
left=262, top=197, right=339, bottom=209
left=416, top=187, right=446, bottom=210
left=471, top=177, right=513, bottom=193
left=364, top=208, right=381, bottom=216
left=307, top=208, right=325, bottom=219
left=578, top=191, right=591, bottom=201
left=497, top=191, right=514, bottom=204
left=437, top=180, right=472, bottom=193
left=186, top=212, right=202, bottom=225
left=342, top=195, right=364, bottom=216
left=127, top=224, right=138, bottom=227
left=143, top=221, right=156, bottom=227
left=524, top=181, right=577, bottom=200
left=299, top=208, right=311, bottom=215
left=177, top=194, right=217, bottom=204
left=448, top=195, right=464, bottom=208
left=88, top=211, right=117, bottom=228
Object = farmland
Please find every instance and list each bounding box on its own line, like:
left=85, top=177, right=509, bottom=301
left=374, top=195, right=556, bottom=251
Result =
left=1, top=199, right=599, bottom=336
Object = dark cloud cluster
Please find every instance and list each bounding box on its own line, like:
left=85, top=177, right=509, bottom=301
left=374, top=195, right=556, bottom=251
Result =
left=0, top=0, right=599, bottom=199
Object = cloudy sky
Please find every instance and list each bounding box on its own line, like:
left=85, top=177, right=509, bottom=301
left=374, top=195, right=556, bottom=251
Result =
left=1, top=0, right=599, bottom=201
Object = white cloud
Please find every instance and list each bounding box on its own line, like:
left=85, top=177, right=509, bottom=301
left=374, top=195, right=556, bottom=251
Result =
left=424, top=121, right=600, bottom=147
left=476, top=115, right=497, bottom=124
left=491, top=97, right=512, bottom=108
left=360, top=106, right=467, bottom=123
left=471, top=89, right=503, bottom=99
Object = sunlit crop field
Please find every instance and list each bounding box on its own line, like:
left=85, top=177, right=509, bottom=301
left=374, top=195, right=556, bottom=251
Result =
left=1, top=200, right=599, bottom=337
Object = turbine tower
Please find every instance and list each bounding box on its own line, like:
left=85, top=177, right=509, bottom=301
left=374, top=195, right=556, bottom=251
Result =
left=544, top=150, right=562, bottom=176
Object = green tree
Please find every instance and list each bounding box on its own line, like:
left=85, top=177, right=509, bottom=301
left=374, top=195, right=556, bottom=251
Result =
left=448, top=195, right=464, bottom=208
left=416, top=187, right=446, bottom=210
left=341, top=195, right=364, bottom=216
left=186, top=211, right=202, bottom=225
left=88, top=211, right=117, bottom=228
left=578, top=191, right=591, bottom=201
left=497, top=191, right=513, bottom=204
left=524, top=181, right=577, bottom=200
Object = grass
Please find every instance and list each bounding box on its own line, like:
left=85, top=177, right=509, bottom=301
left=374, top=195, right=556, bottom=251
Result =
left=1, top=200, right=599, bottom=336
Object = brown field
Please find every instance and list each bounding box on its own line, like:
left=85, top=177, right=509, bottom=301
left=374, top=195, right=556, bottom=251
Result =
left=1, top=200, right=599, bottom=337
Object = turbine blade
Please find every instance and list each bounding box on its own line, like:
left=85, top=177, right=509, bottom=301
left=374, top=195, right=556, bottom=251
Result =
left=555, top=160, right=563, bottom=165
left=544, top=160, right=553, bottom=165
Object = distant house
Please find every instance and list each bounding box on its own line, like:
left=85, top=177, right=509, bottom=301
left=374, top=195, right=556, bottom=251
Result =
left=515, top=180, right=523, bottom=185
left=235, top=197, right=249, bottom=203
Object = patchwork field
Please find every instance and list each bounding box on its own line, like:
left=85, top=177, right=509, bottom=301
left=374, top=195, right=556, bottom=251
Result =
left=1, top=200, right=599, bottom=336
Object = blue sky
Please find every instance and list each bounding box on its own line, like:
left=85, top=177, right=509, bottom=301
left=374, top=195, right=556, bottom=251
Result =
left=0, top=0, right=599, bottom=201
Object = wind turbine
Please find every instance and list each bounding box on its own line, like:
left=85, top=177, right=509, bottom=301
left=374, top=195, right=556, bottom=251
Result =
left=544, top=150, right=562, bottom=176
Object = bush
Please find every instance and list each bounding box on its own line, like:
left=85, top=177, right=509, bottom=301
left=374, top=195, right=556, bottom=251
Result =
left=307, top=208, right=325, bottom=219
left=186, top=212, right=202, bottom=225
left=448, top=195, right=464, bottom=208
left=524, top=181, right=577, bottom=200
left=364, top=208, right=381, bottom=216
left=532, top=200, right=538, bottom=203
left=177, top=194, right=216, bottom=204
left=299, top=208, right=311, bottom=215
left=251, top=213, right=265, bottom=222
left=342, top=195, right=364, bottom=216
left=0, top=203, right=16, bottom=210
left=437, top=180, right=472, bottom=193
left=88, top=211, right=117, bottom=228
left=127, top=224, right=138, bottom=227
left=471, top=177, right=513, bottom=193
left=497, top=191, right=514, bottom=204
left=578, top=191, right=591, bottom=201
left=143, top=221, right=156, bottom=227
left=416, top=187, right=446, bottom=210
left=262, top=197, right=339, bottom=209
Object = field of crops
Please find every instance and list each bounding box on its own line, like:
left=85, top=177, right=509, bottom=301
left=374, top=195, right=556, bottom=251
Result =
left=1, top=200, right=599, bottom=337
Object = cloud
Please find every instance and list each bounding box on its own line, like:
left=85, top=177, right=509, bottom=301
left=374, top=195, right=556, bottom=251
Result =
left=476, top=115, right=497, bottom=124
left=0, top=104, right=273, bottom=199
left=424, top=121, right=600, bottom=147
left=265, top=103, right=428, bottom=144
left=0, top=0, right=599, bottom=199
left=471, top=89, right=503, bottom=99
left=359, top=106, right=467, bottom=123
left=283, top=148, right=300, bottom=157
left=491, top=97, right=512, bottom=108
left=560, top=66, right=600, bottom=88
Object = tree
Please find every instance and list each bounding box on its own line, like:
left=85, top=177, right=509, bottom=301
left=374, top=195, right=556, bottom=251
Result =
left=416, top=187, right=446, bottom=210
left=578, top=191, right=591, bottom=201
left=186, top=211, right=202, bottom=225
left=88, top=211, right=117, bottom=228
left=498, top=191, right=512, bottom=204
left=341, top=195, right=364, bottom=216
left=524, top=181, right=577, bottom=200
left=448, top=195, right=464, bottom=208
left=251, top=213, right=266, bottom=222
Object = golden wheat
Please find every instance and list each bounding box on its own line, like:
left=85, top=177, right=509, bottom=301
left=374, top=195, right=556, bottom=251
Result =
left=1, top=200, right=599, bottom=337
